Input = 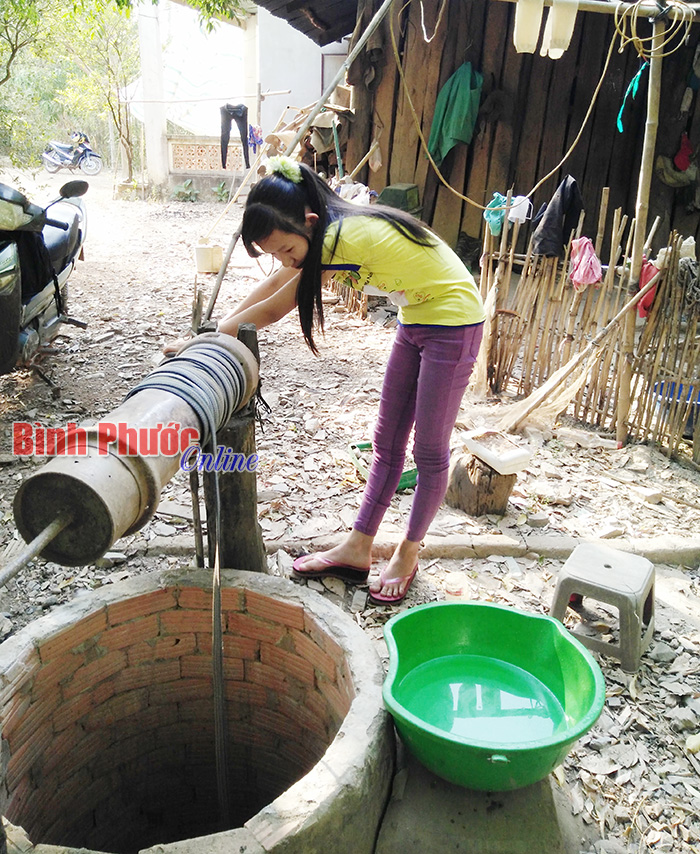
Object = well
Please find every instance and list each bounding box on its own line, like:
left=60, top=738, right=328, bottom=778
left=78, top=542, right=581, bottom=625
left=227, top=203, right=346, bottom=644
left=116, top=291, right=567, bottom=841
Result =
left=0, top=569, right=392, bottom=854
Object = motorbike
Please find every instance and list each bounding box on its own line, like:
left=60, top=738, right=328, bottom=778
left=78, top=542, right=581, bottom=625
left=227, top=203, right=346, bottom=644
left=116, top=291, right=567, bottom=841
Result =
left=0, top=180, right=88, bottom=375
left=41, top=131, right=103, bottom=176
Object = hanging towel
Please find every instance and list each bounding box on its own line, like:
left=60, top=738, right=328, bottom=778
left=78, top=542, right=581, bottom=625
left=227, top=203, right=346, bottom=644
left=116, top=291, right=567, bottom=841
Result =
left=428, top=62, right=483, bottom=169
left=483, top=192, right=508, bottom=236
left=569, top=236, right=602, bottom=291
left=531, top=175, right=583, bottom=257
left=220, top=104, right=250, bottom=170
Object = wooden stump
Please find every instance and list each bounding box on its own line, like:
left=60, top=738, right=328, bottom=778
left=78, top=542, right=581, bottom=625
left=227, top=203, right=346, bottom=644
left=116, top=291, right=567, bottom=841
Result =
left=202, top=324, right=266, bottom=572
left=446, top=453, right=517, bottom=517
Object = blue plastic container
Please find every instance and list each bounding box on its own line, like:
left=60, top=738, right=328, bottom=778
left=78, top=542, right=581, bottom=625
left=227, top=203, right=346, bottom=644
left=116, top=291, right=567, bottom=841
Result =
left=383, top=601, right=606, bottom=791
left=654, top=381, right=700, bottom=439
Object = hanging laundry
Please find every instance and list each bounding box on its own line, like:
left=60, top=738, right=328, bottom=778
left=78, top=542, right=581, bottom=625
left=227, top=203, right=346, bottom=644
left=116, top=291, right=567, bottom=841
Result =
left=539, top=0, right=579, bottom=60
left=637, top=259, right=660, bottom=319
left=674, top=133, right=693, bottom=171
left=531, top=175, right=583, bottom=257
left=680, top=42, right=700, bottom=116
left=220, top=104, right=250, bottom=170
left=655, top=154, right=697, bottom=187
left=483, top=192, right=508, bottom=236
left=248, top=125, right=263, bottom=155
left=427, top=62, right=483, bottom=170
left=569, top=237, right=602, bottom=291
left=347, top=0, right=387, bottom=91
left=617, top=62, right=648, bottom=134
left=513, top=0, right=545, bottom=53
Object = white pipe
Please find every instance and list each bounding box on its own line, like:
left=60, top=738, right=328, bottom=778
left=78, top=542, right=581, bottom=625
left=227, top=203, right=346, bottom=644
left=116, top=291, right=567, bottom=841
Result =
left=499, top=0, right=700, bottom=18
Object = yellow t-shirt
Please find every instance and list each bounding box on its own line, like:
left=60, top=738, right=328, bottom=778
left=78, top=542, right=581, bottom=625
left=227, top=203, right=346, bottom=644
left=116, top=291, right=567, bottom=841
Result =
left=321, top=215, right=485, bottom=326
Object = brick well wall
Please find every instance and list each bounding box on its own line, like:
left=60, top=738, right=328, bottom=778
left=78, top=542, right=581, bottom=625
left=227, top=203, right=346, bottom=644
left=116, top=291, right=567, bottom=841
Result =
left=0, top=584, right=355, bottom=854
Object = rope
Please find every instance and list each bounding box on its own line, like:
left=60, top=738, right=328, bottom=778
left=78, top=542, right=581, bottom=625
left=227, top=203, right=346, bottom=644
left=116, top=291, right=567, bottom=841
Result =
left=613, top=0, right=693, bottom=58
left=126, top=339, right=252, bottom=829
left=126, top=342, right=247, bottom=446
left=419, top=0, right=449, bottom=42
left=388, top=0, right=692, bottom=213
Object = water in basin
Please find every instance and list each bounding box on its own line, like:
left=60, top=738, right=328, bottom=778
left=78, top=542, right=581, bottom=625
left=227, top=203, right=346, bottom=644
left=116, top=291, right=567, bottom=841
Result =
left=396, top=654, right=569, bottom=744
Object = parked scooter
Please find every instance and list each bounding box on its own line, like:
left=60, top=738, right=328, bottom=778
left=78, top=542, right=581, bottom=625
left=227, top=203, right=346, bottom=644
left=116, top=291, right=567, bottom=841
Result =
left=41, top=131, right=102, bottom=176
left=0, top=180, right=88, bottom=374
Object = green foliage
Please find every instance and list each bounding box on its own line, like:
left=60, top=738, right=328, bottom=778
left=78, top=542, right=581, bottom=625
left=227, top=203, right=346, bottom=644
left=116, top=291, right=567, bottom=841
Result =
left=172, top=179, right=199, bottom=202
left=213, top=180, right=229, bottom=202
left=0, top=0, right=42, bottom=88
left=113, top=0, right=252, bottom=30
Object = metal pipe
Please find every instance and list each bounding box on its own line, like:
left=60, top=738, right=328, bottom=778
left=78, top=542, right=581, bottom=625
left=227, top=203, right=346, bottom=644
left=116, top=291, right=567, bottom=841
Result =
left=496, top=0, right=700, bottom=19
left=0, top=512, right=73, bottom=588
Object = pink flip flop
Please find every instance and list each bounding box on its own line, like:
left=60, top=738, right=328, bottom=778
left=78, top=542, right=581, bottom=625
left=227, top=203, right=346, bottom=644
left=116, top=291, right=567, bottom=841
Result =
left=368, top=564, right=418, bottom=605
left=292, top=554, right=370, bottom=584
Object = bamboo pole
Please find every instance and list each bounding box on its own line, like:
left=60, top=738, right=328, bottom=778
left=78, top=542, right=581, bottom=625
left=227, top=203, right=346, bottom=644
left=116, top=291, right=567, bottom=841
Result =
left=616, top=17, right=664, bottom=445
left=499, top=269, right=664, bottom=433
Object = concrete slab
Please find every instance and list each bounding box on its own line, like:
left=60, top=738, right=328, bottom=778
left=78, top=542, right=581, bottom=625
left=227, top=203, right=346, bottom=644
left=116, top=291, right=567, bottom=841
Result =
left=375, top=749, right=566, bottom=854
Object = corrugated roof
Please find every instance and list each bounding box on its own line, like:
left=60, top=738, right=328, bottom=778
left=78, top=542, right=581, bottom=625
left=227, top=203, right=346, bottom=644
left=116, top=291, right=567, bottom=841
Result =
left=254, top=0, right=358, bottom=45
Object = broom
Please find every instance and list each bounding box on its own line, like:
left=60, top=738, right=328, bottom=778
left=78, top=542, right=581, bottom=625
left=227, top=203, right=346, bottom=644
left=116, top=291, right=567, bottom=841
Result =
left=497, top=268, right=664, bottom=434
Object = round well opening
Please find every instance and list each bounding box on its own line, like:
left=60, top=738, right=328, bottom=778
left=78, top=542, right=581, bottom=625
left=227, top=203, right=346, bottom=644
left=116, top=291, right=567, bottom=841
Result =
left=0, top=571, right=385, bottom=854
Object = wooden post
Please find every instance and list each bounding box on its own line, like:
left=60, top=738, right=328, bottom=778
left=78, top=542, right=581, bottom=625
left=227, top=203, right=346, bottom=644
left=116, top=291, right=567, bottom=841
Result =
left=446, top=454, right=517, bottom=516
left=203, top=324, right=266, bottom=572
left=616, top=18, right=664, bottom=445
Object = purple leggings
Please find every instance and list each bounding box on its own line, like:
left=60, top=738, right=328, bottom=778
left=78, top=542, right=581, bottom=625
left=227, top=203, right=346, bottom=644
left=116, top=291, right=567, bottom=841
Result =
left=354, top=321, right=484, bottom=542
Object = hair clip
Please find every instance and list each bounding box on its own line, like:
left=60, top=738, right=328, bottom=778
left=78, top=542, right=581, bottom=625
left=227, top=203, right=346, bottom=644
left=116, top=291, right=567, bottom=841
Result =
left=266, top=155, right=303, bottom=184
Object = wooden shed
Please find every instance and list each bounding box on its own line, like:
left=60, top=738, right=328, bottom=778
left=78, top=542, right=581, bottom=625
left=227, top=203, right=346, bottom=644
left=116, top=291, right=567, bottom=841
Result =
left=341, top=0, right=700, bottom=257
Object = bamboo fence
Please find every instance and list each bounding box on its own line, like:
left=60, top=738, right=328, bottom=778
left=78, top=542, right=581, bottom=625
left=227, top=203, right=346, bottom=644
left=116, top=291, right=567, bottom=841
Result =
left=480, top=191, right=700, bottom=464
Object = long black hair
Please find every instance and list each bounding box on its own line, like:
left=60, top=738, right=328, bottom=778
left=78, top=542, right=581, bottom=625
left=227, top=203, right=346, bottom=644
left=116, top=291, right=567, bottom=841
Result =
left=241, top=162, right=436, bottom=354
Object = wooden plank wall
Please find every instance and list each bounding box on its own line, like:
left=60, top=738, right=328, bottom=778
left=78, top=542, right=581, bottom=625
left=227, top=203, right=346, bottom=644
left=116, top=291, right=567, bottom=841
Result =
left=347, top=0, right=700, bottom=260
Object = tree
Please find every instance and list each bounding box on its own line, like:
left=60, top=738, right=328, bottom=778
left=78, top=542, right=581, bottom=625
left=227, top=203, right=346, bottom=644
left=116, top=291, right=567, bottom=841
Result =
left=48, top=1, right=140, bottom=179
left=116, top=0, right=252, bottom=29
left=0, top=0, right=42, bottom=87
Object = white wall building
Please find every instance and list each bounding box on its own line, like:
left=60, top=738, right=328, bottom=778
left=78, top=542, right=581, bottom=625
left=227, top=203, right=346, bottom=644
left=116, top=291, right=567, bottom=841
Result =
left=133, top=1, right=347, bottom=188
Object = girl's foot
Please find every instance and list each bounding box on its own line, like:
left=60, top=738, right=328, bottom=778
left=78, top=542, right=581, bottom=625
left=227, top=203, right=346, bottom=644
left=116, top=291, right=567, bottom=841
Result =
left=292, top=547, right=370, bottom=584
left=368, top=563, right=418, bottom=604
left=368, top=538, right=421, bottom=603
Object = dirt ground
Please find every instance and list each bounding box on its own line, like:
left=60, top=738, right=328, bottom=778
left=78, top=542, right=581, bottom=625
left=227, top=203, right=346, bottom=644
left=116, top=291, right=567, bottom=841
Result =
left=2, top=167, right=700, bottom=853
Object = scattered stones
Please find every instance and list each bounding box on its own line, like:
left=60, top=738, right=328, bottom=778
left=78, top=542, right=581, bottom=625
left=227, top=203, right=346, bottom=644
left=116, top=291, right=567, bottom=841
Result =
left=1, top=175, right=700, bottom=854
left=526, top=512, right=550, bottom=528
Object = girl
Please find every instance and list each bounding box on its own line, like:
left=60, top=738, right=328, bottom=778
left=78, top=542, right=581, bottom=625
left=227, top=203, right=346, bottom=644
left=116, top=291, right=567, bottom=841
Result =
left=196, top=156, right=485, bottom=604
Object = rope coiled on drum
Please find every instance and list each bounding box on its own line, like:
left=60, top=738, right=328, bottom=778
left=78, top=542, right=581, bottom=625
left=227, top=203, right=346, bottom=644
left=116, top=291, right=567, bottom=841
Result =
left=126, top=340, right=251, bottom=828
left=125, top=342, right=248, bottom=446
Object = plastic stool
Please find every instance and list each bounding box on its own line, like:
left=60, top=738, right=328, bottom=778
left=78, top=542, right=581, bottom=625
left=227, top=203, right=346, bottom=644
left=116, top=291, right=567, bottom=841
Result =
left=550, top=543, right=655, bottom=673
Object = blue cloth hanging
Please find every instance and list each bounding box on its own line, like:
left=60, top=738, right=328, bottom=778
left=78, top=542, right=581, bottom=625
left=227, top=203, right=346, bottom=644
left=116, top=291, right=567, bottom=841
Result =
left=617, top=62, right=649, bottom=133
left=484, top=192, right=508, bottom=237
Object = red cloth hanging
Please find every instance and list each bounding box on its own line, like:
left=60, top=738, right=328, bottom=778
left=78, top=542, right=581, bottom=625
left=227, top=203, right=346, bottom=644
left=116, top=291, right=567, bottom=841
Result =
left=674, top=132, right=693, bottom=171
left=638, top=259, right=660, bottom=318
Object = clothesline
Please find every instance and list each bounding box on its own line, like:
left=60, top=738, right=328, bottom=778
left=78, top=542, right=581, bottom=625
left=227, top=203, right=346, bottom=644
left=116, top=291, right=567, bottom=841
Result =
left=123, top=89, right=290, bottom=105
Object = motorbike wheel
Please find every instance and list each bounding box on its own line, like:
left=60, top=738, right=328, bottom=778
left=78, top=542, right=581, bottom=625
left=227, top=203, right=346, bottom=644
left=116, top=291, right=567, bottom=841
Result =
left=43, top=159, right=61, bottom=174
left=80, top=155, right=102, bottom=176
left=0, top=278, right=21, bottom=375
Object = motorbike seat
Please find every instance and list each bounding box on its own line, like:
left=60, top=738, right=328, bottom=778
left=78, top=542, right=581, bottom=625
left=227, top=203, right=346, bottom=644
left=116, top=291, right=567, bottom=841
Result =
left=42, top=202, right=80, bottom=273
left=52, top=142, right=74, bottom=153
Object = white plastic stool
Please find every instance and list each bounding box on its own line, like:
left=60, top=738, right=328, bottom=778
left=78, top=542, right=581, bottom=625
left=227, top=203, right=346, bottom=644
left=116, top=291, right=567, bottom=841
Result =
left=550, top=543, right=655, bottom=673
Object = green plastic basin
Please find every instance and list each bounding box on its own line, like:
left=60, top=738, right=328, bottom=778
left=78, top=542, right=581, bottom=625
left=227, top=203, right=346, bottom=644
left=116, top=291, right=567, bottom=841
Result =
left=383, top=601, right=606, bottom=791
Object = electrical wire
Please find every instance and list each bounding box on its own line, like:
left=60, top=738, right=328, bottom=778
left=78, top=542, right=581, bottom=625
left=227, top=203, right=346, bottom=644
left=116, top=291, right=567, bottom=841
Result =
left=387, top=0, right=693, bottom=212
